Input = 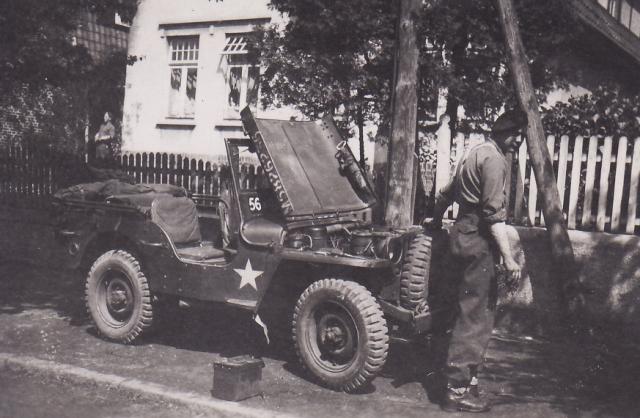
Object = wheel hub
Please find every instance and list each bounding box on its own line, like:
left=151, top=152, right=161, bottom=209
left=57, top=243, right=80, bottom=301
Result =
left=316, top=311, right=356, bottom=362
left=321, top=325, right=346, bottom=349
left=105, top=277, right=133, bottom=317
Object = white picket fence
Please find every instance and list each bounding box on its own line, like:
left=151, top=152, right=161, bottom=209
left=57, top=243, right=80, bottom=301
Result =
left=436, top=133, right=640, bottom=235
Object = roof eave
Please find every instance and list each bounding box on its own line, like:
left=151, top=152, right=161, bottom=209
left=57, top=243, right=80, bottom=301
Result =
left=567, top=0, right=640, bottom=66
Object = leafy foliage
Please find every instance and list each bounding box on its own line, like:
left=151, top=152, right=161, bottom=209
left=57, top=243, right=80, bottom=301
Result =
left=255, top=0, right=396, bottom=137
left=0, top=0, right=138, bottom=90
left=542, top=85, right=640, bottom=138
left=423, top=0, right=578, bottom=127
left=255, top=0, right=584, bottom=135
left=0, top=0, right=138, bottom=154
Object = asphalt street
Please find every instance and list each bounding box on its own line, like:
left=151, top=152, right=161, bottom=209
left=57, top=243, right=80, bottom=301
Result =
left=0, top=366, right=217, bottom=418
left=2, top=259, right=640, bottom=418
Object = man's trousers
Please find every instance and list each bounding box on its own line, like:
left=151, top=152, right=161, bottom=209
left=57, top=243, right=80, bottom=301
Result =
left=431, top=211, right=498, bottom=388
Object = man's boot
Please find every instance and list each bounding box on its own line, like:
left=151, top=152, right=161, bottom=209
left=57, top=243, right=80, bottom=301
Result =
left=440, top=386, right=490, bottom=413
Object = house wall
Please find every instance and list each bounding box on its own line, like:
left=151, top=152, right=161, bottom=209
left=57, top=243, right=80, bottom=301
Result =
left=122, top=0, right=375, bottom=162
left=123, top=0, right=269, bottom=157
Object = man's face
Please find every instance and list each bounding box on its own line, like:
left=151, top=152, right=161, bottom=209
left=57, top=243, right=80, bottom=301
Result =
left=502, top=133, right=523, bottom=153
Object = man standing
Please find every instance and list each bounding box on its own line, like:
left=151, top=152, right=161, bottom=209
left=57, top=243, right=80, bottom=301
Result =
left=427, top=110, right=524, bottom=413
left=94, top=111, right=116, bottom=164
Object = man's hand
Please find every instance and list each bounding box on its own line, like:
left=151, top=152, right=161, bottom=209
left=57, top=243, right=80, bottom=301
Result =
left=503, top=256, right=521, bottom=282
left=422, top=217, right=442, bottom=231
left=489, top=222, right=521, bottom=290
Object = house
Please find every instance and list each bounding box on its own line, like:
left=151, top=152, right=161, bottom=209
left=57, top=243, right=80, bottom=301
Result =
left=122, top=0, right=286, bottom=159
left=121, top=0, right=376, bottom=162
left=546, top=0, right=640, bottom=103
left=74, top=11, right=129, bottom=61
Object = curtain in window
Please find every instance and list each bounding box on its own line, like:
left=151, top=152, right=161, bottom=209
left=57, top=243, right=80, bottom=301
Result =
left=247, top=66, right=260, bottom=108
left=228, top=67, right=242, bottom=108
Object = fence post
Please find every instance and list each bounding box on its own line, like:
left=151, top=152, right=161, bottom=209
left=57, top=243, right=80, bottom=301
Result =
left=611, top=136, right=628, bottom=232
left=596, top=136, right=613, bottom=231
left=540, top=135, right=555, bottom=227
left=567, top=136, right=583, bottom=229
left=513, top=140, right=526, bottom=223
left=626, top=137, right=640, bottom=234
left=582, top=136, right=599, bottom=228
left=435, top=116, right=451, bottom=218
left=451, top=132, right=465, bottom=218
left=556, top=135, right=569, bottom=212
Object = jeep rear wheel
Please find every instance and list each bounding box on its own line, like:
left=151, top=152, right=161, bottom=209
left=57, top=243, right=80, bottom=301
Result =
left=400, top=233, right=432, bottom=311
left=292, top=279, right=389, bottom=392
left=85, top=250, right=153, bottom=343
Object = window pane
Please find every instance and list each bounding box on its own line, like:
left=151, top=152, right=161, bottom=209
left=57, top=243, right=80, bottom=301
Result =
left=246, top=66, right=260, bottom=108
left=169, top=69, right=182, bottom=116
left=171, top=69, right=181, bottom=90
left=185, top=68, right=197, bottom=116
left=170, top=36, right=199, bottom=63
left=186, top=68, right=197, bottom=99
left=224, top=34, right=248, bottom=54
left=228, top=67, right=242, bottom=108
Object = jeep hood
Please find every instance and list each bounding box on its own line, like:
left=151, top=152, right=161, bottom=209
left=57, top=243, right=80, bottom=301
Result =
left=241, top=108, right=377, bottom=221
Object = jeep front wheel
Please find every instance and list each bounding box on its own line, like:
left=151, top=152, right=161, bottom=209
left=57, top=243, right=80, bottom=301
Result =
left=399, top=233, right=432, bottom=311
left=292, top=279, right=389, bottom=392
left=85, top=250, right=153, bottom=343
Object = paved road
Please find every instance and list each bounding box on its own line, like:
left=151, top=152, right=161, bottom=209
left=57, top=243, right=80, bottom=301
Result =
left=0, top=367, right=217, bottom=418
left=1, top=260, right=639, bottom=417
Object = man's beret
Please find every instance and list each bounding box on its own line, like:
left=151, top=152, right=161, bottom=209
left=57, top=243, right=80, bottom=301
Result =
left=492, top=109, right=528, bottom=134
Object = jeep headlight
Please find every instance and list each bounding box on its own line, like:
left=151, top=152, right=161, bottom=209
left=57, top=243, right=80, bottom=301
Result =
left=376, top=237, right=403, bottom=263
left=388, top=239, right=403, bottom=264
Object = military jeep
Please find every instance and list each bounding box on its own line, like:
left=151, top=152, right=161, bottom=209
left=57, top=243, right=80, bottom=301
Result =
left=53, top=107, right=433, bottom=392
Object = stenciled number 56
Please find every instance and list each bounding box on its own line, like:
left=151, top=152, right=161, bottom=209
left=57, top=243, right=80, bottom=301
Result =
left=248, top=197, right=262, bottom=212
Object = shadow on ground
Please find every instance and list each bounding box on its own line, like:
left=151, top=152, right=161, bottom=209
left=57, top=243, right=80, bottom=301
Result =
left=2, top=260, right=640, bottom=416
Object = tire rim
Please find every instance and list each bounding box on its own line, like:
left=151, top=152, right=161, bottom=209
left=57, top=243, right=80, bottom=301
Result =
left=96, top=269, right=135, bottom=327
left=306, top=300, right=359, bottom=373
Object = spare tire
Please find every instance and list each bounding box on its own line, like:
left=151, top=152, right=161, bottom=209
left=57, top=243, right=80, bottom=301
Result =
left=399, top=232, right=432, bottom=311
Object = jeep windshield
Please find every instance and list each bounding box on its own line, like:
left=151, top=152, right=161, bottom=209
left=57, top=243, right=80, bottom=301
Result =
left=225, top=140, right=283, bottom=222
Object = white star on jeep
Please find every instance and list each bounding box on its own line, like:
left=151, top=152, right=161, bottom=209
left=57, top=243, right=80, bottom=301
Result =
left=233, top=259, right=263, bottom=290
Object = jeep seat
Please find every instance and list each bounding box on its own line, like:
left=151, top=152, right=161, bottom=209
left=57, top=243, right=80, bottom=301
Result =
left=150, top=196, right=225, bottom=261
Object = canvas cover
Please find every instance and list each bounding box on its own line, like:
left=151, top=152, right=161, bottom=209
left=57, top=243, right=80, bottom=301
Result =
left=150, top=196, right=201, bottom=244
left=54, top=179, right=187, bottom=209
left=241, top=108, right=376, bottom=218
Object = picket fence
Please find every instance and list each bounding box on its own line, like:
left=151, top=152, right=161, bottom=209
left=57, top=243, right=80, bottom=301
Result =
left=0, top=145, right=259, bottom=209
left=119, top=152, right=226, bottom=202
left=2, top=136, right=640, bottom=235
left=436, top=133, right=640, bottom=235
left=0, top=142, right=82, bottom=208
left=118, top=152, right=262, bottom=203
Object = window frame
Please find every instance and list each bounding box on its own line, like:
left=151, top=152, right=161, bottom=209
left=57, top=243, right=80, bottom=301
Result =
left=167, top=35, right=200, bottom=118
left=221, top=33, right=260, bottom=119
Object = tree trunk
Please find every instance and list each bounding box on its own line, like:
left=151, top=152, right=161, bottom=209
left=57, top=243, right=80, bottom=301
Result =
left=384, top=0, right=420, bottom=227
left=495, top=0, right=579, bottom=306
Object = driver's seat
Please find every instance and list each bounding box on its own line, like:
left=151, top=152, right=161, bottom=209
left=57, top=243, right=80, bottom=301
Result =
left=151, top=196, right=226, bottom=262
